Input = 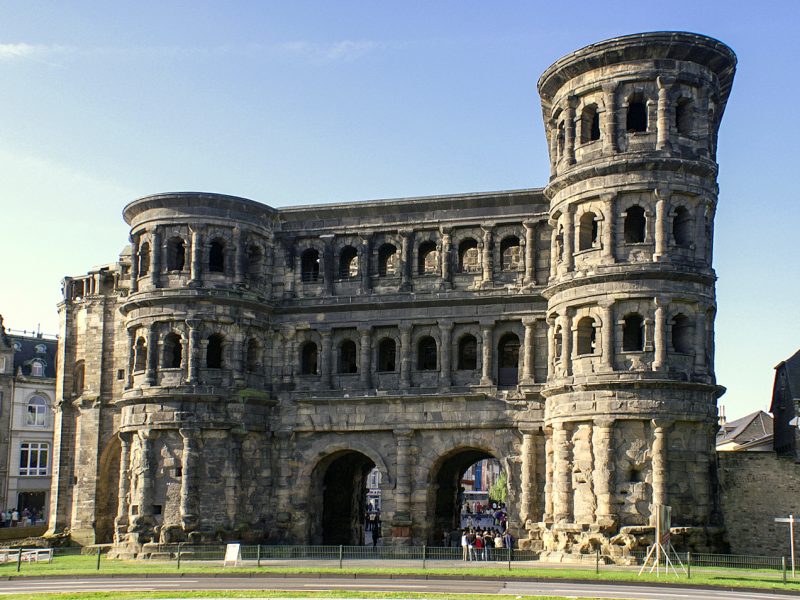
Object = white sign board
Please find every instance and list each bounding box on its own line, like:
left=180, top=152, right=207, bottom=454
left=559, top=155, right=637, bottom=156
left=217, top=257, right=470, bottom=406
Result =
left=224, top=543, right=241, bottom=567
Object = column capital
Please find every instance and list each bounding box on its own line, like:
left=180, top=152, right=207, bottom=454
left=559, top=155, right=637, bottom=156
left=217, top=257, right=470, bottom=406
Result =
left=656, top=75, right=676, bottom=90
left=593, top=417, right=615, bottom=429
left=654, top=187, right=671, bottom=201
left=399, top=228, right=414, bottom=238
left=185, top=319, right=202, bottom=329
left=479, top=319, right=495, bottom=329
left=399, top=322, right=413, bottom=333
left=598, top=299, right=614, bottom=310
left=439, top=226, right=452, bottom=237
left=522, top=316, right=539, bottom=327
left=357, top=324, right=372, bottom=335
left=179, top=427, right=200, bottom=440
left=651, top=418, right=674, bottom=431
left=319, top=327, right=333, bottom=338
left=566, top=94, right=580, bottom=109
left=438, top=319, right=454, bottom=331
left=394, top=428, right=413, bottom=440
left=654, top=296, right=671, bottom=308
left=481, top=223, right=495, bottom=234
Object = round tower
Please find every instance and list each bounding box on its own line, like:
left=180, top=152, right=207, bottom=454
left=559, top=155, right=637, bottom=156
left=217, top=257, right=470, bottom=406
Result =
left=537, top=32, right=736, bottom=554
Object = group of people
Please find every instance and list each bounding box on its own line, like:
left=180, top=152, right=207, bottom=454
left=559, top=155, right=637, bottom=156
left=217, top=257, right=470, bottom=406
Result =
left=459, top=528, right=514, bottom=561
left=0, top=507, right=41, bottom=528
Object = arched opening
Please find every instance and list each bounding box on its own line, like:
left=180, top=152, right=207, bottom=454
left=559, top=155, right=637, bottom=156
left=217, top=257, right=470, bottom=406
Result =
left=671, top=313, right=693, bottom=354
left=206, top=334, right=224, bottom=369
left=673, top=206, right=692, bottom=248
left=162, top=333, right=182, bottom=369
left=134, top=336, right=147, bottom=372
left=458, top=239, right=480, bottom=273
left=500, top=236, right=521, bottom=271
left=418, top=241, right=437, bottom=275
left=300, top=342, right=319, bottom=375
left=72, top=361, right=85, bottom=396
left=676, top=98, right=692, bottom=136
left=95, top=436, right=121, bottom=544
left=578, top=212, right=598, bottom=251
left=576, top=317, right=596, bottom=355
left=556, top=120, right=565, bottom=158
left=246, top=338, right=260, bottom=372
left=554, top=325, right=563, bottom=362
left=624, top=205, right=646, bottom=243
left=580, top=104, right=600, bottom=143
left=138, top=242, right=150, bottom=276
left=377, top=244, right=397, bottom=276
left=209, top=239, right=225, bottom=273
left=497, top=333, right=519, bottom=386
left=339, top=339, right=358, bottom=374
left=301, top=249, right=320, bottom=283
left=166, top=237, right=186, bottom=271
left=339, top=246, right=359, bottom=279
left=457, top=335, right=477, bottom=370
left=430, top=449, right=506, bottom=546
left=626, top=94, right=647, bottom=132
left=418, top=336, right=437, bottom=371
left=246, top=245, right=263, bottom=284
left=309, top=450, right=377, bottom=545
left=377, top=338, right=396, bottom=372
left=26, top=396, right=47, bottom=426
left=622, top=314, right=644, bottom=352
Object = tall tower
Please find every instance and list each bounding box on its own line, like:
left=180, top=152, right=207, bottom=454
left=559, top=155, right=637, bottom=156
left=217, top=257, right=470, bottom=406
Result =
left=537, top=33, right=735, bottom=552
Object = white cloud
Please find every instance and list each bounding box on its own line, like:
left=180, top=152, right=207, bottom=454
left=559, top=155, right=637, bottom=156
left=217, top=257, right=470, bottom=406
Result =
left=278, top=40, right=380, bottom=63
left=0, top=42, right=74, bottom=65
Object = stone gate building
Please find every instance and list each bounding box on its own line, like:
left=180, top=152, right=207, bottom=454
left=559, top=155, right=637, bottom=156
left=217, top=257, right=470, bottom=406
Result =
left=47, top=31, right=736, bottom=558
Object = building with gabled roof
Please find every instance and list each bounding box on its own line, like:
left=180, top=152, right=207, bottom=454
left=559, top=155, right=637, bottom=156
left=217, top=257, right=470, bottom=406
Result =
left=716, top=410, right=773, bottom=452
left=770, top=350, right=800, bottom=460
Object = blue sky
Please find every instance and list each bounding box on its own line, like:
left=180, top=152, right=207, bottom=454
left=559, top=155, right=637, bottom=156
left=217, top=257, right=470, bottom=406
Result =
left=0, top=1, right=797, bottom=418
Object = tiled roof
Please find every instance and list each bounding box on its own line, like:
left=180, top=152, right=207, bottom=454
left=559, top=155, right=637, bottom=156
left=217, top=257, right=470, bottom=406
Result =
left=9, top=334, right=58, bottom=379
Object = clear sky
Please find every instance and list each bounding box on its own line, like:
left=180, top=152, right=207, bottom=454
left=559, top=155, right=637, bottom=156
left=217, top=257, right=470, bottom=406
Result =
left=0, top=1, right=797, bottom=419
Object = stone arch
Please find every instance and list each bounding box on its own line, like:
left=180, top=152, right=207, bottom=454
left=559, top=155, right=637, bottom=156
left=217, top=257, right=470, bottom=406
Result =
left=96, top=435, right=121, bottom=544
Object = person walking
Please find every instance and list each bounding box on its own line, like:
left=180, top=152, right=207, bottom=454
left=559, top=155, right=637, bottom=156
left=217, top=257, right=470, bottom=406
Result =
left=372, top=524, right=381, bottom=548
left=461, top=529, right=469, bottom=561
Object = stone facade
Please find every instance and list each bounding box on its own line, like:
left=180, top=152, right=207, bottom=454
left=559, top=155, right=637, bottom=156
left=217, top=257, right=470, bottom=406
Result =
left=46, top=32, right=736, bottom=559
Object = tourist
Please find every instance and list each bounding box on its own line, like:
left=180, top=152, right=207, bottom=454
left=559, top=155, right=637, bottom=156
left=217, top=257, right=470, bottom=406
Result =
left=11, top=509, right=19, bottom=527
left=461, top=529, right=469, bottom=561
left=372, top=524, right=381, bottom=548
left=474, top=530, right=484, bottom=560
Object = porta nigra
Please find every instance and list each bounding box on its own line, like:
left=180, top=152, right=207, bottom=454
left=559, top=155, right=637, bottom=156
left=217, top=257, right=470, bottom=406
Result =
left=46, top=32, right=736, bottom=560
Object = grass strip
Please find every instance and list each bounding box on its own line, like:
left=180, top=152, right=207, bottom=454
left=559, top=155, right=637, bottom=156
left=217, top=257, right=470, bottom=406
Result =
left=0, top=592, right=603, bottom=600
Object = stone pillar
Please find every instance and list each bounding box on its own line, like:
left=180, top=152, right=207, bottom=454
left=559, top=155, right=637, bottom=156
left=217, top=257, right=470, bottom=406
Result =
left=358, top=325, right=372, bottom=388
left=653, top=298, right=668, bottom=371
left=650, top=419, right=671, bottom=523
left=480, top=321, right=494, bottom=385
left=114, top=432, right=132, bottom=535
left=186, top=319, right=201, bottom=385
left=399, top=323, right=412, bottom=389
left=126, top=328, right=135, bottom=389
left=438, top=320, right=453, bottom=389
left=282, top=328, right=295, bottom=385
left=552, top=422, right=572, bottom=522
left=549, top=223, right=559, bottom=281
left=653, top=189, right=670, bottom=262
left=393, top=429, right=413, bottom=542
left=359, top=235, right=372, bottom=294
left=592, top=419, right=615, bottom=527
left=150, top=228, right=162, bottom=287
left=602, top=82, right=618, bottom=154
left=179, top=427, right=199, bottom=531
left=320, top=329, right=333, bottom=389
left=546, top=316, right=556, bottom=380
left=548, top=119, right=558, bottom=176
left=600, top=301, right=615, bottom=372
left=562, top=208, right=574, bottom=273
left=521, top=317, right=536, bottom=384
left=481, top=225, right=493, bottom=287
left=561, top=311, right=573, bottom=376
left=233, top=227, right=245, bottom=284
left=543, top=426, right=553, bottom=522
left=130, top=236, right=139, bottom=293
left=399, top=229, right=413, bottom=292
left=440, top=227, right=452, bottom=289
left=656, top=76, right=674, bottom=151
left=519, top=429, right=538, bottom=524
left=145, top=325, right=158, bottom=386
left=189, top=227, right=203, bottom=286
left=523, top=221, right=536, bottom=286
left=321, top=235, right=334, bottom=295
left=565, top=96, right=578, bottom=164
left=694, top=308, right=707, bottom=372
left=138, top=430, right=155, bottom=520
left=601, top=193, right=616, bottom=263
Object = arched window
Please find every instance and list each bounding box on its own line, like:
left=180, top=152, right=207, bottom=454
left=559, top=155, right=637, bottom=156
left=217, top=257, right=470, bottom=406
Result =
left=580, top=104, right=600, bottom=143
left=418, top=241, right=437, bottom=275
left=554, top=326, right=563, bottom=361
left=31, top=361, right=44, bottom=377
left=246, top=245, right=263, bottom=284
left=457, top=335, right=477, bottom=370
left=622, top=314, right=644, bottom=352
left=578, top=212, right=598, bottom=251
left=301, top=249, right=320, bottom=283
left=576, top=317, right=596, bottom=355
left=676, top=98, right=692, bottom=136
left=206, top=334, right=224, bottom=369
left=377, top=338, right=396, bottom=372
left=339, top=246, right=359, bottom=279
left=671, top=314, right=693, bottom=354
left=339, top=340, right=358, bottom=373
left=167, top=237, right=186, bottom=271
left=138, top=242, right=150, bottom=276
left=500, top=236, right=521, bottom=271
left=458, top=239, right=480, bottom=273
left=378, top=244, right=397, bottom=276
left=209, top=238, right=225, bottom=273
left=672, top=206, right=692, bottom=248
left=72, top=361, right=85, bottom=396
left=626, top=94, right=647, bottom=132
left=26, top=396, right=47, bottom=426
left=134, top=336, right=147, bottom=372
left=417, top=336, right=437, bottom=370
left=246, top=338, right=260, bottom=372
left=300, top=342, right=318, bottom=375
left=556, top=120, right=565, bottom=157
left=624, top=205, right=646, bottom=243
left=498, top=333, right=520, bottom=386
left=163, top=333, right=182, bottom=369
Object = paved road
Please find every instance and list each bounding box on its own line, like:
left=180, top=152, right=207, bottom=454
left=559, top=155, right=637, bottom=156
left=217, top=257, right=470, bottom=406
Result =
left=2, top=576, right=799, bottom=599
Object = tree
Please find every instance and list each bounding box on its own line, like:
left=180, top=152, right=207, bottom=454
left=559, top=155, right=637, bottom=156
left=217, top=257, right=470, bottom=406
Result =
left=489, top=472, right=507, bottom=504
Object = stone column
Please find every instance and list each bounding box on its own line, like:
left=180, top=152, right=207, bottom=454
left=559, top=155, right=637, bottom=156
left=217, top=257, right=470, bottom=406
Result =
left=600, top=301, right=615, bottom=372
left=126, top=328, right=136, bottom=389
left=359, top=235, right=372, bottom=294
left=440, top=227, right=452, bottom=289
left=186, top=319, right=201, bottom=385
left=523, top=221, right=537, bottom=286
left=561, top=311, right=573, bottom=376
left=546, top=316, right=556, bottom=380
left=189, top=227, right=203, bottom=286
left=653, top=189, right=670, bottom=262
left=282, top=328, right=296, bottom=385
left=321, top=235, right=334, bottom=295
left=130, top=236, right=139, bottom=293
left=393, top=429, right=413, bottom=541
left=179, top=427, right=199, bottom=531
left=399, top=323, right=412, bottom=389
left=320, top=329, right=333, bottom=389
left=653, top=298, right=668, bottom=371
left=145, top=325, right=158, bottom=386
left=592, top=418, right=615, bottom=527
left=233, top=227, right=245, bottom=284
left=562, top=208, right=574, bottom=273
left=138, top=430, right=155, bottom=520
left=565, top=96, right=578, bottom=164
left=552, top=422, right=572, bottom=522
left=694, top=308, right=707, bottom=373
left=650, top=419, right=672, bottom=523
left=438, top=320, right=453, bottom=389
left=481, top=225, right=493, bottom=287
left=519, top=429, right=538, bottom=524
left=601, top=193, right=616, bottom=263
left=548, top=119, right=558, bottom=176
left=543, top=426, right=553, bottom=522
left=358, top=325, right=372, bottom=388
left=150, top=228, right=162, bottom=287
left=480, top=321, right=494, bottom=386
left=602, top=82, right=618, bottom=154
left=549, top=222, right=559, bottom=281
left=521, top=317, right=536, bottom=384
left=399, top=229, right=413, bottom=292
left=114, top=432, right=132, bottom=533
left=656, top=76, right=674, bottom=151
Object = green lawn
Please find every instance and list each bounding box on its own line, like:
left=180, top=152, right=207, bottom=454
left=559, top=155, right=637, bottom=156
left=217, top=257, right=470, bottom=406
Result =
left=0, top=592, right=606, bottom=600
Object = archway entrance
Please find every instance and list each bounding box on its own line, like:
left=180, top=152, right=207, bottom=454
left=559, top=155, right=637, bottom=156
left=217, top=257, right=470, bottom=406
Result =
left=95, top=436, right=121, bottom=544
left=310, top=450, right=376, bottom=545
left=430, top=449, right=506, bottom=545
